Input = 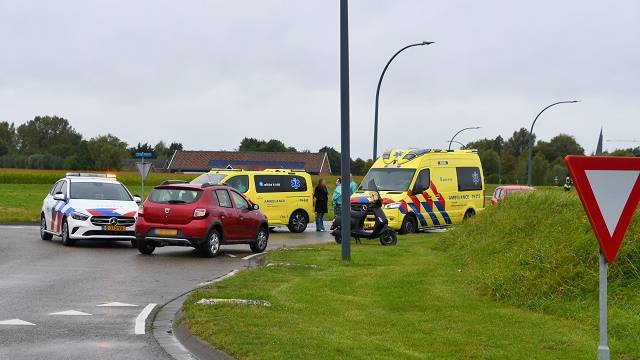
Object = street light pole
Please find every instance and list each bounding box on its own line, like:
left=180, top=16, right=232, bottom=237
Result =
left=526, top=100, right=579, bottom=185
left=448, top=127, right=480, bottom=151
left=339, top=0, right=351, bottom=261
left=373, top=41, right=434, bottom=160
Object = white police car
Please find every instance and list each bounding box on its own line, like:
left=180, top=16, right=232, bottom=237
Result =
left=40, top=173, right=141, bottom=246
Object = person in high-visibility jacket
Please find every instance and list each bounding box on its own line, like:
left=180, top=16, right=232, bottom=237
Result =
left=564, top=176, right=572, bottom=192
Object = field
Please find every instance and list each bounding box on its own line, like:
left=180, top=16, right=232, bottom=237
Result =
left=180, top=190, right=640, bottom=359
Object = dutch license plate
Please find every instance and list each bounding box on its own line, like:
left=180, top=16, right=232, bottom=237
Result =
left=104, top=225, right=126, bottom=231
left=155, top=228, right=178, bottom=236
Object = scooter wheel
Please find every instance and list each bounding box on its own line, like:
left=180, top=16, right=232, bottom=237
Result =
left=380, top=230, right=397, bottom=246
left=334, top=235, right=342, bottom=244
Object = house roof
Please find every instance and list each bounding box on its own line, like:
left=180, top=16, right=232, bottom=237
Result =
left=167, top=151, right=330, bottom=173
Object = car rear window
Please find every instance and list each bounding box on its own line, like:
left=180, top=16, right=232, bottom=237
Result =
left=70, top=182, right=132, bottom=201
left=149, top=188, right=202, bottom=204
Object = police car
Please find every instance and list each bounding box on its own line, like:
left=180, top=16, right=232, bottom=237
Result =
left=40, top=173, right=141, bottom=246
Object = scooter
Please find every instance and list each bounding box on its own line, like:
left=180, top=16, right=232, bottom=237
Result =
left=330, top=187, right=397, bottom=246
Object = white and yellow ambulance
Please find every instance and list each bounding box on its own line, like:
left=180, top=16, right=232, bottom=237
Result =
left=352, top=148, right=485, bottom=234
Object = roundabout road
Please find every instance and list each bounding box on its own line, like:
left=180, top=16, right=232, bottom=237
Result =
left=0, top=224, right=332, bottom=360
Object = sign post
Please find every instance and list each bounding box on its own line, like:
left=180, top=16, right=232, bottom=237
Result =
left=135, top=152, right=153, bottom=199
left=565, top=155, right=640, bottom=360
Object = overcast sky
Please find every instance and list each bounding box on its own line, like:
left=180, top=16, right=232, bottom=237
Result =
left=1, top=1, right=639, bottom=158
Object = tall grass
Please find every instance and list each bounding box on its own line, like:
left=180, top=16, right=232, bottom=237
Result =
left=436, top=190, right=640, bottom=353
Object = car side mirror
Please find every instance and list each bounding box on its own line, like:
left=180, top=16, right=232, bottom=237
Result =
left=53, top=193, right=66, bottom=202
left=252, top=203, right=260, bottom=211
left=133, top=196, right=142, bottom=204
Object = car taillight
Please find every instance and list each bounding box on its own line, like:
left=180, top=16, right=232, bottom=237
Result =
left=138, top=205, right=144, bottom=217
left=193, top=208, right=208, bottom=218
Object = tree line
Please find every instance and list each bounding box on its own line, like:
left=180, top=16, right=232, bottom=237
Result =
left=0, top=116, right=182, bottom=170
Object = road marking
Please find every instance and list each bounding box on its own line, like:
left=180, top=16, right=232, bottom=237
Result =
left=0, top=319, right=35, bottom=326
left=242, top=253, right=263, bottom=260
left=135, top=303, right=156, bottom=335
left=225, top=253, right=238, bottom=258
left=197, top=269, right=239, bottom=287
left=49, top=310, right=92, bottom=316
left=97, top=302, right=138, bottom=307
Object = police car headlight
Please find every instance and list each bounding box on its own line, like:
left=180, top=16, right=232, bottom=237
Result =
left=71, top=211, right=90, bottom=221
left=384, top=202, right=402, bottom=209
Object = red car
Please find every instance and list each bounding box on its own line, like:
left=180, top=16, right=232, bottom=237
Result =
left=135, top=182, right=268, bottom=257
left=491, top=185, right=535, bottom=206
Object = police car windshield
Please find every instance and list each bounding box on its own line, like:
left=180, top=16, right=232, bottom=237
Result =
left=360, top=168, right=416, bottom=191
left=191, top=173, right=227, bottom=185
left=70, top=182, right=132, bottom=201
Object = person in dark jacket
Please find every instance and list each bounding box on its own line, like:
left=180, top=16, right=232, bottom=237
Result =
left=314, top=179, right=328, bottom=231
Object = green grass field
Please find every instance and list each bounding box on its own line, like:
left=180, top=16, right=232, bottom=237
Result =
left=180, top=190, right=640, bottom=359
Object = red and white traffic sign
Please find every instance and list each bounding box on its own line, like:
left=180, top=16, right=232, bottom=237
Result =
left=565, top=155, right=640, bottom=263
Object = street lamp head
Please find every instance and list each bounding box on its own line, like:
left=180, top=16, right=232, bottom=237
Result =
left=421, top=41, right=435, bottom=45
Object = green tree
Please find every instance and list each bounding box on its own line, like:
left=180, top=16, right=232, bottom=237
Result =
left=350, top=158, right=366, bottom=176
left=466, top=136, right=504, bottom=155
left=479, top=149, right=500, bottom=183
left=531, top=153, right=550, bottom=185
left=239, top=138, right=297, bottom=152
left=15, top=116, right=82, bottom=157
left=88, top=134, right=129, bottom=170
left=503, top=128, right=533, bottom=158
left=0, top=121, right=16, bottom=156
left=129, top=142, right=153, bottom=157
left=535, top=134, right=584, bottom=163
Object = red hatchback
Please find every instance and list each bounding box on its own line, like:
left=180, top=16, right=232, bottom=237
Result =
left=491, top=185, right=535, bottom=206
left=135, top=182, right=268, bottom=257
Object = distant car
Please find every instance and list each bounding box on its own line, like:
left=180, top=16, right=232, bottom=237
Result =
left=491, top=185, right=535, bottom=206
left=40, top=173, right=141, bottom=246
left=135, top=182, right=269, bottom=257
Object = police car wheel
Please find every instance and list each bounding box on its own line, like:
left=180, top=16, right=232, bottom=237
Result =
left=288, top=211, right=308, bottom=233
left=40, top=215, right=53, bottom=241
left=399, top=216, right=417, bottom=235
left=61, top=219, right=75, bottom=246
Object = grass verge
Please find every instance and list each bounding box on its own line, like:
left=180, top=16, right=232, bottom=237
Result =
left=181, top=233, right=621, bottom=359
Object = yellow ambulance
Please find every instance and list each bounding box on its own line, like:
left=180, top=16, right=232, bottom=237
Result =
left=352, top=148, right=485, bottom=234
left=191, top=169, right=315, bottom=233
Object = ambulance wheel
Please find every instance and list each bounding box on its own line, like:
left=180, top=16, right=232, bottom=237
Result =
left=61, top=219, right=76, bottom=246
left=399, top=215, right=417, bottom=234
left=380, top=230, right=397, bottom=246
left=463, top=209, right=475, bottom=221
left=40, top=214, right=53, bottom=241
left=288, top=210, right=308, bottom=233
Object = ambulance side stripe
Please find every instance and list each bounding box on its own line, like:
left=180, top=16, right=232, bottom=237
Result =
left=432, top=201, right=452, bottom=224
left=420, top=201, right=440, bottom=226
left=407, top=203, right=428, bottom=227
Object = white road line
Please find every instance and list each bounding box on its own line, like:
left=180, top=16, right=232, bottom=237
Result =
left=0, top=319, right=35, bottom=326
left=225, top=253, right=238, bottom=258
left=241, top=253, right=263, bottom=260
left=97, top=302, right=137, bottom=307
left=49, top=310, right=92, bottom=316
left=197, top=269, right=239, bottom=287
left=135, top=303, right=156, bottom=335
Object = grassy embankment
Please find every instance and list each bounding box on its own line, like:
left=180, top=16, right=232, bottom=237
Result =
left=180, top=189, right=640, bottom=359
left=0, top=168, right=363, bottom=223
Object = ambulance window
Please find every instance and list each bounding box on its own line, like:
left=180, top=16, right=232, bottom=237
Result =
left=254, top=175, right=307, bottom=193
left=457, top=167, right=483, bottom=191
left=226, top=175, right=249, bottom=193
left=412, top=169, right=430, bottom=194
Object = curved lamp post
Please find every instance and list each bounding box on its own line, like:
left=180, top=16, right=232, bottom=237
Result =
left=373, top=41, right=434, bottom=160
left=526, top=100, right=580, bottom=185
left=447, top=140, right=466, bottom=148
left=448, top=126, right=480, bottom=151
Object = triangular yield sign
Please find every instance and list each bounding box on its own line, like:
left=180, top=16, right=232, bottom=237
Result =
left=48, top=310, right=92, bottom=316
left=565, top=155, right=640, bottom=263
left=96, top=302, right=137, bottom=307
left=0, top=319, right=35, bottom=325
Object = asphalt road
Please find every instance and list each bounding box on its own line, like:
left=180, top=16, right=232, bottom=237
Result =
left=0, top=224, right=332, bottom=360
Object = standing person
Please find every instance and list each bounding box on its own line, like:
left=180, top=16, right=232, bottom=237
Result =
left=332, top=178, right=342, bottom=217
left=314, top=179, right=328, bottom=232
left=349, top=174, right=358, bottom=195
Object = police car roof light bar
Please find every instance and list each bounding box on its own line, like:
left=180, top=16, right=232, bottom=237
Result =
left=65, top=172, right=114, bottom=178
